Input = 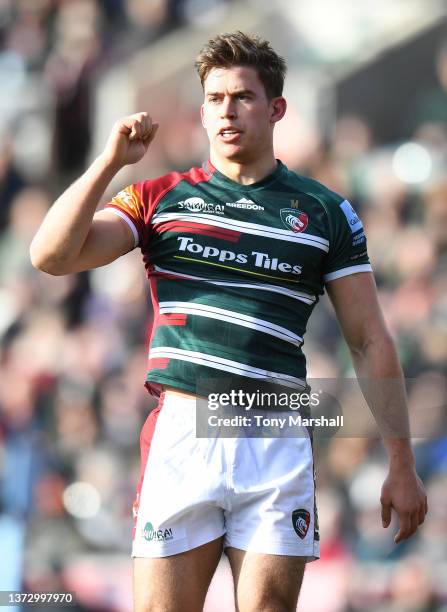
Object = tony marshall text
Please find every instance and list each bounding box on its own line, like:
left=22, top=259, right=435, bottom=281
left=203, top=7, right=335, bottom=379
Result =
left=208, top=414, right=344, bottom=428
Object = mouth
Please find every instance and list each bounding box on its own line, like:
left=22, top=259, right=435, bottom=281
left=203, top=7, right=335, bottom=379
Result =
left=218, top=128, right=243, bottom=142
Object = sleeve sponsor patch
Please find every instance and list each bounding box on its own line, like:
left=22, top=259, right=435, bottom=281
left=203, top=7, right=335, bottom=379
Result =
left=340, top=200, right=363, bottom=234
left=349, top=250, right=368, bottom=261
left=352, top=231, right=366, bottom=246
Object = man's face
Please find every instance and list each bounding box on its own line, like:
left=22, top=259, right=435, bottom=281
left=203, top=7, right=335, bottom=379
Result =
left=200, top=65, right=286, bottom=163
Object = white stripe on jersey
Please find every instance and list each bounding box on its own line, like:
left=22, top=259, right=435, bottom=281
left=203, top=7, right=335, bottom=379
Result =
left=323, top=264, right=373, bottom=282
left=104, top=207, right=139, bottom=247
left=153, top=265, right=316, bottom=305
left=149, top=346, right=307, bottom=390
left=151, top=212, right=329, bottom=252
left=159, top=301, right=304, bottom=347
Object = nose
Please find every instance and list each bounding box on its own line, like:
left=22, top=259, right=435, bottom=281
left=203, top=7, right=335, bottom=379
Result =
left=220, top=96, right=236, bottom=119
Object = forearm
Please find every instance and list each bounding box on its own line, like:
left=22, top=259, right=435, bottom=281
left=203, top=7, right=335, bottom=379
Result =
left=30, top=155, right=120, bottom=273
left=350, top=332, right=415, bottom=467
left=328, top=274, right=426, bottom=541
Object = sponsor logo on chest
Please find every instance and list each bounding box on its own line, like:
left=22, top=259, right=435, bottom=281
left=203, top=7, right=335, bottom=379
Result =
left=177, top=196, right=264, bottom=214
left=177, top=236, right=302, bottom=275
left=226, top=197, right=264, bottom=211
left=178, top=197, right=225, bottom=215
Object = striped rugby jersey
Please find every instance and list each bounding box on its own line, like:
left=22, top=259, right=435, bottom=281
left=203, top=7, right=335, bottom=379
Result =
left=105, top=160, right=371, bottom=395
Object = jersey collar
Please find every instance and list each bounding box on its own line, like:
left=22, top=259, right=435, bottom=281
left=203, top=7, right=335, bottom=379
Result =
left=204, top=159, right=287, bottom=191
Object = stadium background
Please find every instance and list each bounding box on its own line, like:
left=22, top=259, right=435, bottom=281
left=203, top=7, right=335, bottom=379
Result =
left=0, top=0, right=446, bottom=610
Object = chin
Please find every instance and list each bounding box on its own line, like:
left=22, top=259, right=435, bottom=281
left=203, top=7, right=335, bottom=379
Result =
left=217, top=145, right=250, bottom=163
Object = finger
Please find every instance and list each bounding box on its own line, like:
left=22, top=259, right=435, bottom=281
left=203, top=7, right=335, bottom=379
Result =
left=143, top=122, right=159, bottom=147
left=135, top=112, right=149, bottom=136
left=381, top=501, right=392, bottom=528
left=409, top=511, right=419, bottom=536
left=418, top=503, right=426, bottom=525
left=132, top=113, right=149, bottom=139
left=130, top=119, right=143, bottom=141
left=394, top=513, right=411, bottom=543
left=142, top=114, right=152, bottom=138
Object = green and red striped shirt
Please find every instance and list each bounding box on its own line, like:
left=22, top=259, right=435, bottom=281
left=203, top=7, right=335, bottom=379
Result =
left=105, top=160, right=371, bottom=395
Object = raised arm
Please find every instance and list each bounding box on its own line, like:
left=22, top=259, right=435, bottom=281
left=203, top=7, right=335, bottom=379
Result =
left=326, top=272, right=427, bottom=543
left=30, top=113, right=159, bottom=275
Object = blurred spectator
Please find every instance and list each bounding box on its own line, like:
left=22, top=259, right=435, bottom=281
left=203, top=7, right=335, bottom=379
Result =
left=0, top=4, right=446, bottom=611
left=405, top=40, right=447, bottom=140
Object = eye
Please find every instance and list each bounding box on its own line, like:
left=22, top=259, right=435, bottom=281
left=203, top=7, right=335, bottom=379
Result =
left=208, top=97, right=220, bottom=103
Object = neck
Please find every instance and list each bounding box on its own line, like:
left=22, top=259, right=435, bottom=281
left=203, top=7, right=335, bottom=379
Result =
left=209, top=151, right=278, bottom=185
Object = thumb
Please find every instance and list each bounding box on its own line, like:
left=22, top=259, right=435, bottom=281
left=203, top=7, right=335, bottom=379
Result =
left=381, top=500, right=392, bottom=528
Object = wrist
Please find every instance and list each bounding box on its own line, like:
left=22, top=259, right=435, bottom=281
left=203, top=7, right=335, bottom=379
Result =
left=385, top=439, right=415, bottom=470
left=96, top=153, right=124, bottom=176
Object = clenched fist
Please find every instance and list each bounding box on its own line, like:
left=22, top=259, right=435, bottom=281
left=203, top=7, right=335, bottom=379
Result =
left=101, top=112, right=159, bottom=169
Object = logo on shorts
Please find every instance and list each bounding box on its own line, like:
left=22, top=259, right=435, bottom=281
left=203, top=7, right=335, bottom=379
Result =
left=143, top=521, right=174, bottom=542
left=292, top=509, right=310, bottom=539
left=280, top=209, right=309, bottom=233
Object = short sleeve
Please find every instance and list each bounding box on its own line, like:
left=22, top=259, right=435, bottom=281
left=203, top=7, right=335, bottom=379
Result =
left=323, top=199, right=372, bottom=283
left=103, top=183, right=146, bottom=248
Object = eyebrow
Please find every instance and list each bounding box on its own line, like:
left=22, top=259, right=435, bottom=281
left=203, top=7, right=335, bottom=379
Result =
left=205, top=89, right=255, bottom=97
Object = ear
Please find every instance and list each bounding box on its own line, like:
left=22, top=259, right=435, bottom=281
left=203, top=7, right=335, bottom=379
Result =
left=200, top=104, right=206, bottom=128
left=270, top=97, right=287, bottom=124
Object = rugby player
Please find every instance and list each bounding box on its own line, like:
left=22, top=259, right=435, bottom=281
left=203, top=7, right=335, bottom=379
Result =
left=30, top=32, right=427, bottom=612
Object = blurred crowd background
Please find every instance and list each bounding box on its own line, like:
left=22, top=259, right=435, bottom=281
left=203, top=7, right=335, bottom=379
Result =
left=0, top=0, right=446, bottom=611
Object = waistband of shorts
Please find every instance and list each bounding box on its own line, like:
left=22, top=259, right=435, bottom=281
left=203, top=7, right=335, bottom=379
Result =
left=162, top=390, right=197, bottom=410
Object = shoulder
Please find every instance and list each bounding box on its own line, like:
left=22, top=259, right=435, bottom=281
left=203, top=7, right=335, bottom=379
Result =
left=136, top=164, right=213, bottom=200
left=284, top=167, right=344, bottom=210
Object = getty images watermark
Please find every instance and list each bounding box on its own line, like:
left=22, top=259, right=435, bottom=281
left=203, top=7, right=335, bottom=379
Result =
left=206, top=389, right=342, bottom=432
left=195, top=380, right=344, bottom=438
left=207, top=389, right=322, bottom=411
left=194, top=376, right=447, bottom=439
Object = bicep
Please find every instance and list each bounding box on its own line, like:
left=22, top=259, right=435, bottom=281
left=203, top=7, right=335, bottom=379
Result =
left=69, top=209, right=137, bottom=273
left=325, top=272, right=390, bottom=352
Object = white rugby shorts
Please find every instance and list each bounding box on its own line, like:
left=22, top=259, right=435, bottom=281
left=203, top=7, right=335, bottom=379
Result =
left=132, top=392, right=320, bottom=561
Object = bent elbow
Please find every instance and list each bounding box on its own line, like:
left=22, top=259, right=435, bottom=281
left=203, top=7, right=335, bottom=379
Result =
left=29, top=244, right=70, bottom=276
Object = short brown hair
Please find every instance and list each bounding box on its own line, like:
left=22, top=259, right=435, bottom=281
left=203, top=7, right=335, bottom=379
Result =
left=195, top=31, right=287, bottom=99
